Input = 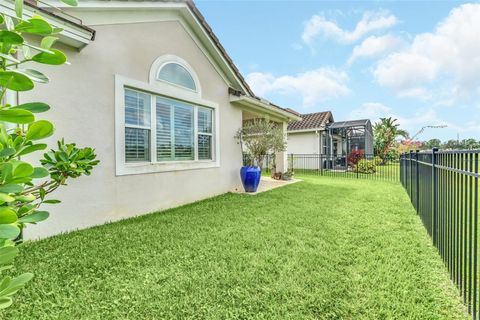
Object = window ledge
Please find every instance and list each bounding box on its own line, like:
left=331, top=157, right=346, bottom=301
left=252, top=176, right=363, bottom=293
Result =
left=116, top=160, right=220, bottom=176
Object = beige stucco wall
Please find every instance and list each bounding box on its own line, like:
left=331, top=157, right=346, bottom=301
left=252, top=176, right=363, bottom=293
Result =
left=20, top=20, right=244, bottom=239
left=287, top=131, right=320, bottom=154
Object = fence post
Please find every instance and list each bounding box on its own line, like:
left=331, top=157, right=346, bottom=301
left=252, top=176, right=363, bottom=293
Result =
left=415, top=150, right=420, bottom=211
left=409, top=150, right=414, bottom=200
left=432, top=147, right=438, bottom=246
left=289, top=153, right=294, bottom=173
left=320, top=155, right=323, bottom=176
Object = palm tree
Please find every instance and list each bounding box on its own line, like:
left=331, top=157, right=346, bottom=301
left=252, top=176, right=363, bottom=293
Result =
left=374, top=117, right=409, bottom=163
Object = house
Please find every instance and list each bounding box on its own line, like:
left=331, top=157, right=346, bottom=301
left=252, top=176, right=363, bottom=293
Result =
left=287, top=111, right=374, bottom=169
left=1, top=0, right=300, bottom=239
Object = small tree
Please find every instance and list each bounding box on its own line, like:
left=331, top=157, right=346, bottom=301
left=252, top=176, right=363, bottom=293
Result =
left=235, top=119, right=286, bottom=169
left=0, top=0, right=99, bottom=310
left=373, top=117, right=409, bottom=164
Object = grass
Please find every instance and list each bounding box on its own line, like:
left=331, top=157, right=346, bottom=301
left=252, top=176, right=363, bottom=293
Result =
left=4, top=176, right=467, bottom=319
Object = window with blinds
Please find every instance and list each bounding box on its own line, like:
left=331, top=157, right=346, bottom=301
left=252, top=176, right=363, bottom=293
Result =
left=124, top=88, right=213, bottom=163
left=125, top=89, right=151, bottom=162
left=156, top=97, right=194, bottom=161
left=197, top=106, right=213, bottom=160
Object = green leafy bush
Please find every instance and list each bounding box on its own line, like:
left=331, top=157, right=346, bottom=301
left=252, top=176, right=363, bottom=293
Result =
left=0, top=0, right=98, bottom=310
left=356, top=159, right=376, bottom=174
left=374, top=156, right=382, bottom=166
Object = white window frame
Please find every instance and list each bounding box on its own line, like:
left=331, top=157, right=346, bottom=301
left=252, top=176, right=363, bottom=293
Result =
left=115, top=74, right=220, bottom=176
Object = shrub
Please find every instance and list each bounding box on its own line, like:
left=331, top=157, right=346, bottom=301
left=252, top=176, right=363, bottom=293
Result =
left=356, top=159, right=376, bottom=174
left=0, top=1, right=99, bottom=310
left=347, top=149, right=363, bottom=167
left=374, top=156, right=383, bottom=166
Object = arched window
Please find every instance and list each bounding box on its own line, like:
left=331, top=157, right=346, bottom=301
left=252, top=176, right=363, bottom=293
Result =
left=158, top=63, right=196, bottom=91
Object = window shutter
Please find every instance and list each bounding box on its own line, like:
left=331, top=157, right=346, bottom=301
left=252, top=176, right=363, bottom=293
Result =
left=156, top=101, right=172, bottom=160
left=173, top=104, right=194, bottom=160
left=124, top=89, right=151, bottom=162
left=125, top=128, right=150, bottom=162
left=197, top=107, right=213, bottom=160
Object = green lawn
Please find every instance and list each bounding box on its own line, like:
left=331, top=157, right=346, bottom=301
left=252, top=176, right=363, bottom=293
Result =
left=4, top=176, right=467, bottom=319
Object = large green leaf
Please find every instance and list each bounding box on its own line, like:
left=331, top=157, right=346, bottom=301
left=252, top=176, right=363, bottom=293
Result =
left=30, top=167, right=49, bottom=179
left=12, top=161, right=34, bottom=178
left=26, top=120, right=54, bottom=140
left=0, top=71, right=34, bottom=91
left=0, top=208, right=16, bottom=224
left=0, top=109, right=34, bottom=124
left=11, top=102, right=50, bottom=113
left=0, top=273, right=33, bottom=296
left=17, top=69, right=49, bottom=83
left=0, top=148, right=16, bottom=158
left=15, top=17, right=52, bottom=35
left=0, top=225, right=20, bottom=240
left=0, top=164, right=13, bottom=184
left=31, top=49, right=66, bottom=65
left=0, top=31, right=23, bottom=46
left=40, top=36, right=58, bottom=50
left=0, top=246, right=18, bottom=265
left=18, top=211, right=48, bottom=224
left=15, top=194, right=35, bottom=202
left=18, top=144, right=47, bottom=156
left=0, top=184, right=23, bottom=194
left=0, top=297, right=12, bottom=310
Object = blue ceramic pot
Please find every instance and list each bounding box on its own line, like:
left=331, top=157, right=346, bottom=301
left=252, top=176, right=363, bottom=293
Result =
left=240, top=166, right=261, bottom=192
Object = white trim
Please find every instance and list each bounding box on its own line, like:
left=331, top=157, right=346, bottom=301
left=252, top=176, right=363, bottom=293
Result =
left=115, top=74, right=220, bottom=176
left=230, top=95, right=301, bottom=122
left=287, top=128, right=326, bottom=134
left=1, top=0, right=93, bottom=48
left=149, top=54, right=202, bottom=95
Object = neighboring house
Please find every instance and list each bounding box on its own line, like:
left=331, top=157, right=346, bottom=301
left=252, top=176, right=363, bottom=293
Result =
left=287, top=111, right=374, bottom=163
left=1, top=0, right=300, bottom=238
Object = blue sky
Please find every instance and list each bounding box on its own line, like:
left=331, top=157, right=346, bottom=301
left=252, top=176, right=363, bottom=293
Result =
left=196, top=1, right=480, bottom=141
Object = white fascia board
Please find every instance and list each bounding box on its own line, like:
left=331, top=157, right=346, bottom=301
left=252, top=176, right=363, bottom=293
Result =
left=1, top=0, right=93, bottom=48
left=230, top=95, right=301, bottom=122
left=287, top=128, right=326, bottom=134
left=42, top=1, right=186, bottom=9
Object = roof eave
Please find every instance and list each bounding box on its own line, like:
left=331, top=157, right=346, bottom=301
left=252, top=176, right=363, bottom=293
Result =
left=287, top=127, right=326, bottom=133
left=230, top=95, right=302, bottom=122
left=1, top=0, right=95, bottom=49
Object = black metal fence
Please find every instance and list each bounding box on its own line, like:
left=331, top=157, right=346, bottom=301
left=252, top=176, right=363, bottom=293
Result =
left=287, top=153, right=400, bottom=182
left=401, top=149, right=479, bottom=319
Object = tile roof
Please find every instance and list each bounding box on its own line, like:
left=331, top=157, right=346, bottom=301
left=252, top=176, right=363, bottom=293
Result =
left=288, top=111, right=333, bottom=131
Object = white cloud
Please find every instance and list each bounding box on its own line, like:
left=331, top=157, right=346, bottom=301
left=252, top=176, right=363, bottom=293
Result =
left=302, top=10, right=398, bottom=45
left=348, top=102, right=392, bottom=119
left=347, top=103, right=480, bottom=138
left=348, top=34, right=403, bottom=65
left=373, top=3, right=480, bottom=99
left=246, top=68, right=349, bottom=108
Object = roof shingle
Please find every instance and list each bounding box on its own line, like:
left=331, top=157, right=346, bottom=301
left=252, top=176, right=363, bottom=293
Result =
left=288, top=111, right=333, bottom=131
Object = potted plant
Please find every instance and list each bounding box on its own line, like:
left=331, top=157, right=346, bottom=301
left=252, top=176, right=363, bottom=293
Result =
left=235, top=119, right=286, bottom=192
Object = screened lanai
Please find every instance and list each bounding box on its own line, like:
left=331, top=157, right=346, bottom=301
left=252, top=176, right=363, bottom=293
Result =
left=327, top=119, right=374, bottom=156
